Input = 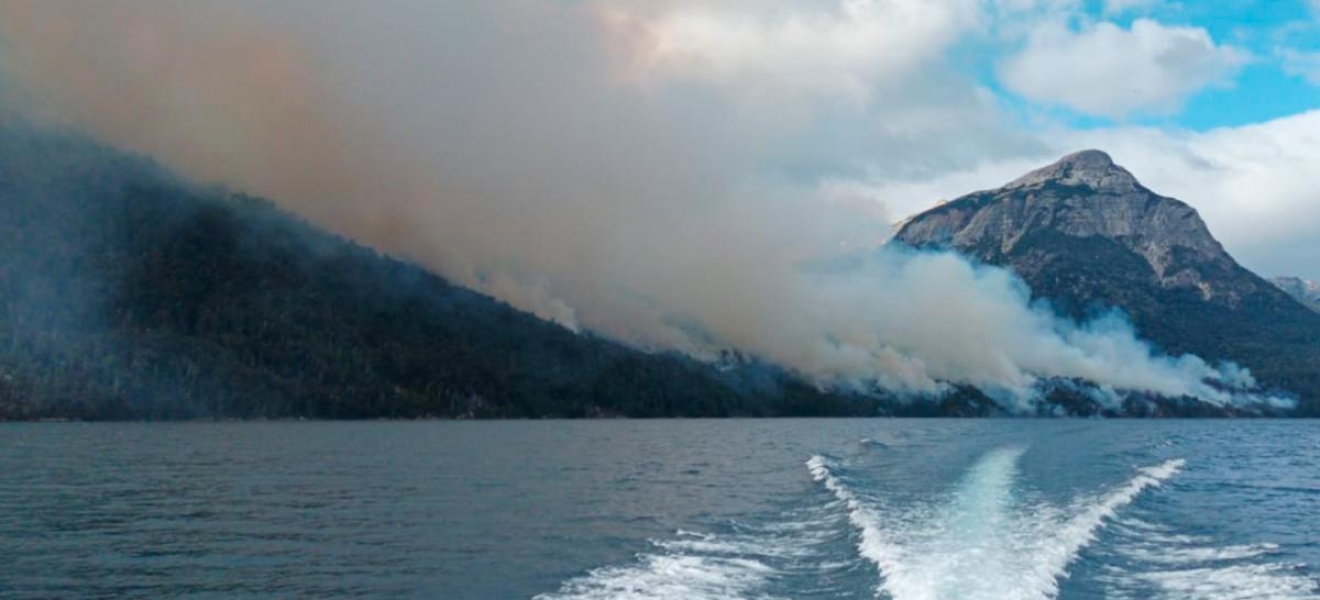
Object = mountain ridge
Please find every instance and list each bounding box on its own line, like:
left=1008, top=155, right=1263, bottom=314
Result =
left=1271, top=276, right=1320, bottom=313
left=0, top=121, right=890, bottom=420
left=1, top=125, right=1305, bottom=418
left=894, top=150, right=1320, bottom=414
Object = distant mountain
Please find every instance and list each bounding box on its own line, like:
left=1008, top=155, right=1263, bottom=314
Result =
left=1271, top=277, right=1320, bottom=313
left=0, top=122, right=884, bottom=420
left=894, top=150, right=1320, bottom=415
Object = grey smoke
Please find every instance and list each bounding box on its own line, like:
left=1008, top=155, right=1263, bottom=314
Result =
left=0, top=0, right=1282, bottom=408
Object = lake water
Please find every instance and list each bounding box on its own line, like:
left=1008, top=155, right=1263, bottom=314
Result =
left=1, top=420, right=1317, bottom=599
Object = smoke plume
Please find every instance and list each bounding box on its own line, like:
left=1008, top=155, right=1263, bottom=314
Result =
left=0, top=0, right=1281, bottom=408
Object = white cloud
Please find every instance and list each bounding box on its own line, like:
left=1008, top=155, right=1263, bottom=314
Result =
left=1280, top=47, right=1320, bottom=84
left=596, top=0, right=980, bottom=102
left=999, top=18, right=1249, bottom=118
left=875, top=111, right=1320, bottom=280
left=593, top=0, right=1045, bottom=184
left=1066, top=112, right=1320, bottom=279
left=1102, top=0, right=1161, bottom=15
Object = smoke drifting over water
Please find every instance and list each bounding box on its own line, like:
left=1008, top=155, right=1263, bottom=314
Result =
left=0, top=1, right=1282, bottom=408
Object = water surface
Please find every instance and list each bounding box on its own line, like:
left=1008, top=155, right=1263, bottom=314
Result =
left=1, top=420, right=1317, bottom=599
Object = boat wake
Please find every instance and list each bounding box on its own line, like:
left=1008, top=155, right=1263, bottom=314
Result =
left=532, top=546, right=780, bottom=600
left=1097, top=516, right=1319, bottom=600
left=533, top=504, right=859, bottom=600
left=808, top=447, right=1184, bottom=600
left=537, top=445, right=1316, bottom=600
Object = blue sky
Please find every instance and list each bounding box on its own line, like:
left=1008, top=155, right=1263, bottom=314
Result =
left=1113, top=0, right=1318, bottom=129
left=971, top=0, right=1320, bottom=130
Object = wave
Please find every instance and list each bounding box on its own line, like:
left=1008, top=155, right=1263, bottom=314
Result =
left=808, top=448, right=1184, bottom=600
left=1112, top=563, right=1319, bottom=600
left=1100, top=518, right=1319, bottom=600
left=540, top=447, right=1312, bottom=600
left=535, top=502, right=854, bottom=600
left=532, top=551, right=780, bottom=600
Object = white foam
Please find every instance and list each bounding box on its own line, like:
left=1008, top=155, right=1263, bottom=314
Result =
left=533, top=553, right=780, bottom=600
left=654, top=535, right=818, bottom=559
left=808, top=449, right=1185, bottom=600
left=1114, top=562, right=1319, bottom=600
left=1103, top=513, right=1318, bottom=599
left=538, top=496, right=847, bottom=600
left=1027, top=458, right=1186, bottom=593
left=1120, top=542, right=1280, bottom=564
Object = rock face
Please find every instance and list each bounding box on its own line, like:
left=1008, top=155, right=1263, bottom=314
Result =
left=1271, top=277, right=1320, bottom=313
left=894, top=150, right=1320, bottom=413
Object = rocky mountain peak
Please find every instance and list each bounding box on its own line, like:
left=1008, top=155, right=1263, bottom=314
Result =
left=892, top=151, right=1320, bottom=412
left=894, top=150, right=1245, bottom=304
left=1006, top=149, right=1140, bottom=193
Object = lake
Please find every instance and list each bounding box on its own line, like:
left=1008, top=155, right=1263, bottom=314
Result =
left=1, top=420, right=1317, bottom=599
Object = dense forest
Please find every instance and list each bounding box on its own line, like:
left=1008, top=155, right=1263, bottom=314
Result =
left=0, top=122, right=916, bottom=420
left=0, top=123, right=1279, bottom=420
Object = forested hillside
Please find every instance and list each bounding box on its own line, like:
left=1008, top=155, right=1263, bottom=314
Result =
left=2, top=126, right=1283, bottom=420
left=0, top=123, right=890, bottom=420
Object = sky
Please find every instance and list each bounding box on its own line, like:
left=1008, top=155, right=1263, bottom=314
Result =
left=0, top=0, right=1313, bottom=404
left=0, top=0, right=1315, bottom=278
